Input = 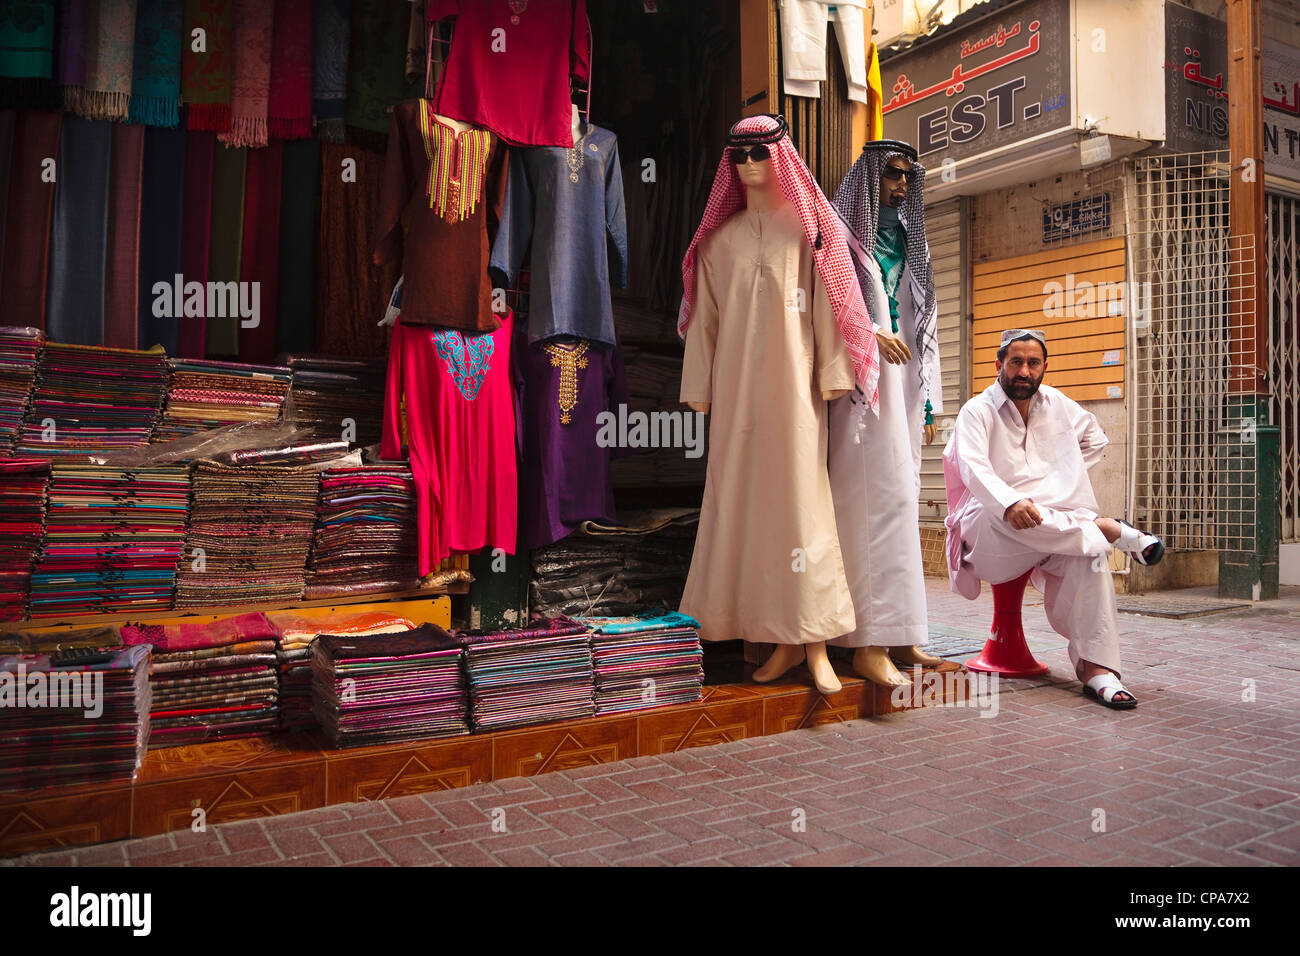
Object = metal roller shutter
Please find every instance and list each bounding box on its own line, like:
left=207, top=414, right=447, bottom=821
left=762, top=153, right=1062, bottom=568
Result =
left=920, top=197, right=967, bottom=527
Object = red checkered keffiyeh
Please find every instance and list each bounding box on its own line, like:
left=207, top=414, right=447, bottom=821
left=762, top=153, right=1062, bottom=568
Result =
left=677, top=114, right=880, bottom=412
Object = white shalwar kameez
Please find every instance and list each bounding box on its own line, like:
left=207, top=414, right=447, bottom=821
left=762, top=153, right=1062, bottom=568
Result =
left=942, top=382, right=1123, bottom=675
left=827, top=255, right=940, bottom=648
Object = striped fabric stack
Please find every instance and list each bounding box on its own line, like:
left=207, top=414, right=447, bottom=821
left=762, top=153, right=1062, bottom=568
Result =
left=0, top=459, right=51, bottom=622
left=0, top=327, right=43, bottom=453
left=154, top=359, right=292, bottom=443
left=579, top=611, right=704, bottom=715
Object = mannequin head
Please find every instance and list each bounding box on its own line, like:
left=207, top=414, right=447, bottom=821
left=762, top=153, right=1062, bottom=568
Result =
left=880, top=156, right=914, bottom=208
left=734, top=149, right=775, bottom=189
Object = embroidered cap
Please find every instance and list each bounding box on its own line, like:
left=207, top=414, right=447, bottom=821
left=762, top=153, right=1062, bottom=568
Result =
left=1000, top=328, right=1047, bottom=349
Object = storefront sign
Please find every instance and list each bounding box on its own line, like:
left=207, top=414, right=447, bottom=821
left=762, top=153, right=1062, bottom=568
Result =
left=881, top=0, right=1071, bottom=161
left=1164, top=1, right=1300, bottom=182
left=1042, top=193, right=1111, bottom=242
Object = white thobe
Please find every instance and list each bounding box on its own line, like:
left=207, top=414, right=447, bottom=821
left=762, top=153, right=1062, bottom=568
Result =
left=779, top=0, right=869, bottom=103
left=942, top=382, right=1122, bottom=675
left=826, top=254, right=938, bottom=648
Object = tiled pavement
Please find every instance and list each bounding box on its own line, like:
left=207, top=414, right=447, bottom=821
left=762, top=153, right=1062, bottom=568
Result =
left=7, top=580, right=1299, bottom=867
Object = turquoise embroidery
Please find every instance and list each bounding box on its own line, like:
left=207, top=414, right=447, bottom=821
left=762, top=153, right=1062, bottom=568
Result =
left=435, top=328, right=494, bottom=400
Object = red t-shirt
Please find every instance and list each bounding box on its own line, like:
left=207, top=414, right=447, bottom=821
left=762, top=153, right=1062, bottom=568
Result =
left=427, top=0, right=590, bottom=148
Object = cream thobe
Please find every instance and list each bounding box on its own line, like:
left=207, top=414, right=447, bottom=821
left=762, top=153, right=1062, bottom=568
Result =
left=827, top=254, right=933, bottom=647
left=679, top=204, right=857, bottom=645
left=943, top=382, right=1122, bottom=674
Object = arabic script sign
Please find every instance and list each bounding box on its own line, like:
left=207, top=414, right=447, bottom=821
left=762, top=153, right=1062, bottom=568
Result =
left=1165, top=1, right=1300, bottom=182
left=881, top=0, right=1071, bottom=164
left=1043, top=193, right=1111, bottom=242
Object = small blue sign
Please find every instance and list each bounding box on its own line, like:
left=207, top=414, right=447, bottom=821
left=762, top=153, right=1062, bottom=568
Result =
left=1043, top=193, right=1111, bottom=242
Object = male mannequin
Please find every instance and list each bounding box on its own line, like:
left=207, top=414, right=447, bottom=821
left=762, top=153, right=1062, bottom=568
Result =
left=678, top=115, right=881, bottom=696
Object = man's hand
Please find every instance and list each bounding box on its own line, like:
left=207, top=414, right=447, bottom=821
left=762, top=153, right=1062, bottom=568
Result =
left=1004, top=498, right=1042, bottom=530
left=924, top=422, right=936, bottom=445
left=876, top=330, right=912, bottom=365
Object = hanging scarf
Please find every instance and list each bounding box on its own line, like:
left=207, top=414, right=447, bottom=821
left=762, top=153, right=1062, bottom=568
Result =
left=69, top=0, right=138, bottom=121
left=218, top=0, right=273, bottom=148
left=104, top=123, right=146, bottom=349
left=204, top=140, right=246, bottom=356
left=128, top=0, right=182, bottom=127
left=0, top=110, right=12, bottom=274
left=46, top=115, right=112, bottom=346
left=418, top=100, right=490, bottom=223
left=346, top=0, right=411, bottom=147
left=0, top=0, right=57, bottom=108
left=238, top=138, right=282, bottom=362
left=831, top=140, right=938, bottom=408
left=311, top=0, right=348, bottom=143
left=277, top=137, right=319, bottom=354
left=268, top=0, right=312, bottom=140
left=678, top=113, right=880, bottom=411
left=874, top=204, right=906, bottom=333
left=56, top=0, right=89, bottom=84
left=0, top=110, right=60, bottom=328
left=181, top=0, right=232, bottom=131
left=177, top=126, right=214, bottom=357
left=137, top=124, right=186, bottom=352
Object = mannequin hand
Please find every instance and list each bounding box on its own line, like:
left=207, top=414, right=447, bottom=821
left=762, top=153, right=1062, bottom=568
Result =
left=1004, top=498, right=1042, bottom=530
left=823, top=388, right=851, bottom=401
left=876, top=331, right=912, bottom=365
left=686, top=401, right=710, bottom=415
left=924, top=423, right=936, bottom=445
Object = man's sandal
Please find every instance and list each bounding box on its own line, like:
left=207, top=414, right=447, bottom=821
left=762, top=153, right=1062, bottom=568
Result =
left=1083, top=672, right=1138, bottom=710
left=1115, top=518, right=1165, bottom=566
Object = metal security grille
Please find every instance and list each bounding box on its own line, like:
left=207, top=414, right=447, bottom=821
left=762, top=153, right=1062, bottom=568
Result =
left=1131, top=151, right=1257, bottom=553
left=1266, top=193, right=1299, bottom=543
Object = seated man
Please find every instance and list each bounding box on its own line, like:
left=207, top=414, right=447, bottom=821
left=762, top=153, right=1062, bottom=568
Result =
left=942, top=329, right=1163, bottom=710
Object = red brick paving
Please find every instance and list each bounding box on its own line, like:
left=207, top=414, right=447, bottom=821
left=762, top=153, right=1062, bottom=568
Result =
left=4, top=580, right=1299, bottom=867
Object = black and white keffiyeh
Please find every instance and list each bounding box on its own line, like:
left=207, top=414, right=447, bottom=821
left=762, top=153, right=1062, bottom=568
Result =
left=832, top=141, right=938, bottom=404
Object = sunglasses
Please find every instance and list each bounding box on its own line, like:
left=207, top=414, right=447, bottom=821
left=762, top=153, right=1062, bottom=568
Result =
left=882, top=166, right=917, bottom=183
left=729, top=144, right=771, bottom=164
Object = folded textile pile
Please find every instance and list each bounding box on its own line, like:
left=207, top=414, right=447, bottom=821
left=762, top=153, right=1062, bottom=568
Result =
left=579, top=611, right=704, bottom=714
left=16, top=342, right=168, bottom=456
left=0, top=645, right=152, bottom=791
left=154, top=359, right=293, bottom=443
left=612, top=346, right=708, bottom=487
left=172, top=459, right=323, bottom=608
left=0, top=625, right=122, bottom=655
left=0, top=459, right=51, bottom=622
left=0, top=327, right=43, bottom=453
left=267, top=610, right=415, bottom=731
left=122, top=613, right=279, bottom=748
left=280, top=354, right=386, bottom=447
left=459, top=617, right=596, bottom=732
left=310, top=624, right=469, bottom=747
left=530, top=514, right=698, bottom=618
left=28, top=464, right=190, bottom=618
left=304, top=464, right=420, bottom=599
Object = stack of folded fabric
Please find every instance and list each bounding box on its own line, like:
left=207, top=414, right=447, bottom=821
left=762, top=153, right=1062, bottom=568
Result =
left=0, top=644, right=152, bottom=791
left=310, top=624, right=469, bottom=747
left=0, top=459, right=51, bottom=622
left=0, top=326, right=43, bottom=453
left=154, top=359, right=293, bottom=443
left=266, top=610, right=416, bottom=731
left=122, top=613, right=279, bottom=748
left=27, top=464, right=190, bottom=618
left=280, top=354, right=386, bottom=447
left=459, top=617, right=596, bottom=732
left=16, top=342, right=168, bottom=456
left=0, top=624, right=122, bottom=655
left=579, top=611, right=705, bottom=714
left=172, top=459, right=324, bottom=608
left=304, top=464, right=420, bottom=599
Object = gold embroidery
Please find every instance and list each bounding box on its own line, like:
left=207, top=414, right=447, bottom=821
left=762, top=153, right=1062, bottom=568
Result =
left=566, top=128, right=588, bottom=183
left=543, top=342, right=590, bottom=425
left=508, top=0, right=528, bottom=24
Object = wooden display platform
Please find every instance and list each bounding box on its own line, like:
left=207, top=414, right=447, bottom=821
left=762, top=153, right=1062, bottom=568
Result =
left=0, top=662, right=977, bottom=858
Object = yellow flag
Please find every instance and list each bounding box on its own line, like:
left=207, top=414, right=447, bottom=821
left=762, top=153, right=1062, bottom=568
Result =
left=867, top=41, right=884, bottom=140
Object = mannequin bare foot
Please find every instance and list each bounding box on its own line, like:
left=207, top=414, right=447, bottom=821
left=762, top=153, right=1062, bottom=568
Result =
left=752, top=643, right=805, bottom=684
left=853, top=646, right=911, bottom=687
left=889, top=645, right=962, bottom=672
left=804, top=642, right=842, bottom=695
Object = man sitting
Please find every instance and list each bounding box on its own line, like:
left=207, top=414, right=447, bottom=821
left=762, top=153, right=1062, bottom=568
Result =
left=942, top=329, right=1163, bottom=709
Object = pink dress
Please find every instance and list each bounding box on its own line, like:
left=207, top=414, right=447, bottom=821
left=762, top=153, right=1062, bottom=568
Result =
left=426, top=0, right=590, bottom=148
left=381, top=312, right=518, bottom=575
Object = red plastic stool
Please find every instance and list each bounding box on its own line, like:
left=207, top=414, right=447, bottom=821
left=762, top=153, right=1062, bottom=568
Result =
left=965, top=569, right=1050, bottom=678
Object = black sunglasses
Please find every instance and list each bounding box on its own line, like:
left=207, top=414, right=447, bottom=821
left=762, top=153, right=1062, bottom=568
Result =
left=729, top=144, right=771, bottom=164
left=882, top=166, right=917, bottom=183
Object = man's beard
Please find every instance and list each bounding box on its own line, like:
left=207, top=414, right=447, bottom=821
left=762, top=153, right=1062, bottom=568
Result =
left=999, top=371, right=1041, bottom=400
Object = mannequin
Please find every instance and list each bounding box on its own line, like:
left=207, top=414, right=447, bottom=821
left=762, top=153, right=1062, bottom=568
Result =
left=678, top=115, right=881, bottom=697
left=571, top=103, right=584, bottom=145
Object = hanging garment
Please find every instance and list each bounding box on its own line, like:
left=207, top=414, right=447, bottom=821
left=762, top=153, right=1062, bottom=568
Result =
left=0, top=0, right=57, bottom=109
left=181, top=0, right=232, bottom=131
left=277, top=137, right=319, bottom=355
left=426, top=0, right=590, bottom=148
left=678, top=204, right=857, bottom=645
left=137, top=124, right=185, bottom=352
left=374, top=99, right=509, bottom=332
left=380, top=313, right=518, bottom=575
left=237, top=138, right=282, bottom=363
left=104, top=123, right=146, bottom=349
left=267, top=0, right=313, bottom=140
left=69, top=0, right=138, bottom=121
left=1, top=109, right=60, bottom=328
left=56, top=0, right=90, bottom=90
left=779, top=0, right=868, bottom=103
left=346, top=0, right=415, bottom=144
left=218, top=0, right=273, bottom=148
left=490, top=122, right=627, bottom=346
left=312, top=0, right=349, bottom=142
left=127, top=0, right=182, bottom=127
left=46, top=116, right=112, bottom=346
left=0, top=109, right=12, bottom=274
left=177, top=126, right=213, bottom=357
left=204, top=140, right=245, bottom=356
left=514, top=324, right=630, bottom=551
